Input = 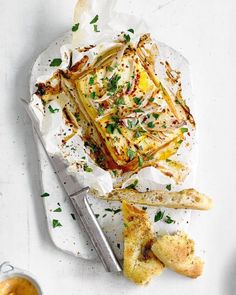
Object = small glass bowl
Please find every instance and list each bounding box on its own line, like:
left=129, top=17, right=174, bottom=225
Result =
left=0, top=261, right=43, bottom=294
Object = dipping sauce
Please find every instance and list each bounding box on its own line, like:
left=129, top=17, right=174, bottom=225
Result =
left=0, top=276, right=39, bottom=295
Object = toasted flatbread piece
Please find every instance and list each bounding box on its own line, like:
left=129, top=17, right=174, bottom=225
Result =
left=122, top=201, right=164, bottom=285
left=151, top=232, right=204, bottom=278
left=102, top=188, right=213, bottom=210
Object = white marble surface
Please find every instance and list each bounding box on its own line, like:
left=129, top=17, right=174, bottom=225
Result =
left=0, top=0, right=236, bottom=294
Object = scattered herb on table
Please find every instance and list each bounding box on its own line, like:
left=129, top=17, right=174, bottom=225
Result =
left=128, top=28, right=134, bottom=34
left=95, top=214, right=100, bottom=219
left=90, top=15, right=99, bottom=24
left=84, top=164, right=93, bottom=172
left=41, top=192, right=50, bottom=197
left=53, top=208, right=62, bottom=212
left=52, top=219, right=62, bottom=228
left=71, top=213, right=76, bottom=220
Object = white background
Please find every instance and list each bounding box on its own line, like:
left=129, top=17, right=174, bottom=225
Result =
left=0, top=0, right=236, bottom=294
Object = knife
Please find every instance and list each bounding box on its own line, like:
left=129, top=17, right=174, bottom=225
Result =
left=21, top=98, right=122, bottom=273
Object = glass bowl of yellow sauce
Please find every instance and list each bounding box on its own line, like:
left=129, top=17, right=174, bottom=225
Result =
left=0, top=262, right=42, bottom=295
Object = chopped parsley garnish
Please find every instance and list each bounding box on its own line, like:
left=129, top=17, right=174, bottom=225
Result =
left=112, top=170, right=118, bottom=177
left=83, top=164, right=93, bottom=172
left=166, top=184, right=171, bottom=191
left=53, top=207, right=62, bottom=212
left=154, top=210, right=165, bottom=222
left=71, top=213, right=76, bottom=220
left=52, top=219, right=62, bottom=228
left=102, top=214, right=107, bottom=218
left=107, top=66, right=114, bottom=72
left=142, top=206, right=147, bottom=211
left=180, top=127, right=188, bottom=133
left=90, top=14, right=99, bottom=24
left=134, top=109, right=144, bottom=113
left=178, top=139, right=183, bottom=144
left=162, top=124, right=167, bottom=128
left=50, top=58, right=62, bottom=67
left=117, top=243, right=121, bottom=249
left=107, top=74, right=121, bottom=93
left=98, top=105, right=104, bottom=116
left=135, top=128, right=146, bottom=138
left=115, top=97, right=125, bottom=105
left=89, top=76, right=95, bottom=85
left=134, top=97, right=142, bottom=105
left=95, top=214, right=99, bottom=219
left=124, top=34, right=131, bottom=43
left=138, top=155, right=143, bottom=167
left=124, top=223, right=128, bottom=228
left=106, top=123, right=121, bottom=134
left=149, top=97, right=155, bottom=102
left=41, top=192, right=50, bottom=197
left=126, top=179, right=138, bottom=189
left=152, top=113, right=159, bottom=119
left=48, top=105, right=59, bottom=113
left=127, top=149, right=135, bottom=160
left=93, top=25, right=100, bottom=32
left=90, top=91, right=96, bottom=99
left=128, top=28, right=134, bottom=34
left=104, top=208, right=121, bottom=214
left=127, top=120, right=134, bottom=129
left=127, top=81, right=131, bottom=91
left=165, top=215, right=175, bottom=224
left=75, top=114, right=80, bottom=122
left=72, top=23, right=80, bottom=32
left=147, top=121, right=155, bottom=128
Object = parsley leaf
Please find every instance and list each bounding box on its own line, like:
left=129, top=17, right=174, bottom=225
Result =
left=166, top=184, right=171, bottom=191
left=127, top=149, right=135, bottom=160
left=53, top=208, right=62, bottom=212
left=147, top=121, right=155, bottom=128
left=93, top=25, right=100, bottom=32
left=154, top=210, right=165, bottom=222
left=89, top=76, right=95, bottom=85
left=50, top=58, right=62, bottom=67
left=71, top=213, right=76, bottom=220
left=181, top=127, right=188, bottom=133
left=72, top=23, right=80, bottom=32
left=41, top=192, right=50, bottom=197
left=124, top=34, right=131, bottom=43
left=134, top=97, right=142, bottom=105
left=48, top=105, right=59, bottom=113
left=165, top=215, right=175, bottom=224
left=90, top=15, right=99, bottom=24
left=128, top=28, right=134, bottom=34
left=98, top=105, right=104, bottom=116
left=84, top=164, right=93, bottom=172
left=126, top=179, right=138, bottom=189
left=149, top=97, right=155, bottom=102
left=152, top=113, right=159, bottom=119
left=115, top=97, right=125, bottom=105
left=90, top=91, right=96, bottom=99
left=138, top=155, right=143, bottom=167
left=127, top=120, right=134, bottom=129
left=107, top=75, right=121, bottom=93
left=52, top=219, right=62, bottom=228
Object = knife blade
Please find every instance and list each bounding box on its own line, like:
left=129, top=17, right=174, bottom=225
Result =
left=21, top=98, right=122, bottom=272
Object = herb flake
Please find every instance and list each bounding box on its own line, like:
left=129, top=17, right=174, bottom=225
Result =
left=52, top=219, right=62, bottom=228
left=41, top=192, right=50, bottom=197
left=72, top=23, right=80, bottom=32
left=154, top=210, right=165, bottom=222
left=50, top=58, right=62, bottom=67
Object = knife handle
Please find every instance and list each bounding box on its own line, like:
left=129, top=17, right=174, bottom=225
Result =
left=70, top=188, right=122, bottom=273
